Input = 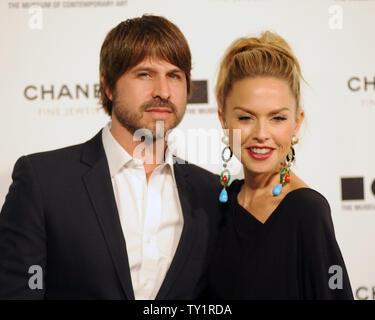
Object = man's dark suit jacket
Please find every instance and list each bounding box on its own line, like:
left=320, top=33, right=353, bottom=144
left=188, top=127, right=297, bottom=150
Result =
left=0, top=131, right=221, bottom=299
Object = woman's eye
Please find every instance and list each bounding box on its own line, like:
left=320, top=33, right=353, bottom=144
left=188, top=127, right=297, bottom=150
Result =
left=238, top=116, right=251, bottom=121
left=273, top=116, right=287, bottom=121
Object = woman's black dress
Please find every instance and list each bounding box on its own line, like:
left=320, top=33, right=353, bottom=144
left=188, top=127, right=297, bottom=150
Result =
left=207, top=179, right=353, bottom=299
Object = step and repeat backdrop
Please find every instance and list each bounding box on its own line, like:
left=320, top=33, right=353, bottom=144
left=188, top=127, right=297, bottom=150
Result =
left=0, top=0, right=374, bottom=299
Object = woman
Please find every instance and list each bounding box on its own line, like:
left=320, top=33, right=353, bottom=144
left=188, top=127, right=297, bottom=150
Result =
left=208, top=31, right=353, bottom=299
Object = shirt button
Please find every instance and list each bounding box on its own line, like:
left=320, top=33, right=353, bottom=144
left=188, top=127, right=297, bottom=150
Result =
left=134, top=158, right=144, bottom=166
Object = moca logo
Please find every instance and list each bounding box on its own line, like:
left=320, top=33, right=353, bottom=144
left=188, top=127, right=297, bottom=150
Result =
left=341, top=177, right=375, bottom=200
left=341, top=177, right=375, bottom=212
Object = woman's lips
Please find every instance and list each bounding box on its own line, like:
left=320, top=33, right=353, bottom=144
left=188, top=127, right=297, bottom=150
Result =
left=247, top=148, right=274, bottom=160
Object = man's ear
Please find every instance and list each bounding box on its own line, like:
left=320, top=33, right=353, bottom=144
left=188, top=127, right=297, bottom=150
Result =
left=101, top=75, right=113, bottom=100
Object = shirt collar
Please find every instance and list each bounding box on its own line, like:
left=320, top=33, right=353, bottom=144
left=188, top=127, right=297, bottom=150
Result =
left=164, top=144, right=177, bottom=182
left=102, top=122, right=176, bottom=179
left=102, top=122, right=133, bottom=177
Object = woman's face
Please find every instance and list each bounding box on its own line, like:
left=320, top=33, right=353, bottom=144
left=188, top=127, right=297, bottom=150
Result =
left=219, top=76, right=304, bottom=175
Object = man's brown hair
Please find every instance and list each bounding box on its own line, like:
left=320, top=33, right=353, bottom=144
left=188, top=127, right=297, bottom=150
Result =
left=99, top=14, right=192, bottom=116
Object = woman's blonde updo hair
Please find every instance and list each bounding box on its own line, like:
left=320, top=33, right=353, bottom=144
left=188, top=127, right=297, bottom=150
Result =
left=216, top=31, right=303, bottom=112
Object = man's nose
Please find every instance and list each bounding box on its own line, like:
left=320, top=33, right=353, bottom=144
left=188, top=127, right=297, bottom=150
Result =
left=152, top=76, right=171, bottom=100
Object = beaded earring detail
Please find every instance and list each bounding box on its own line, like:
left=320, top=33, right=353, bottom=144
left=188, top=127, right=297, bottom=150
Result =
left=272, top=136, right=299, bottom=196
left=219, top=135, right=233, bottom=203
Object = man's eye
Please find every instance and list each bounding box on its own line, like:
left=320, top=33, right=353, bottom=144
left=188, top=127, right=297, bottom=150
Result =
left=138, top=73, right=150, bottom=77
left=169, top=73, right=181, bottom=79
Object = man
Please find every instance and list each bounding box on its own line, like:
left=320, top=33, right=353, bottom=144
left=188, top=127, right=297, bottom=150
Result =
left=0, top=15, right=221, bottom=299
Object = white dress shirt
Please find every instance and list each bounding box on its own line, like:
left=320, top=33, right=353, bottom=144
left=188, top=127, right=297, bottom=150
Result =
left=101, top=123, right=184, bottom=300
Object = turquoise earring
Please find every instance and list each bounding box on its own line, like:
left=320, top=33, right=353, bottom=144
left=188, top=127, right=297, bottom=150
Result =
left=219, top=134, right=233, bottom=203
left=272, top=136, right=298, bottom=196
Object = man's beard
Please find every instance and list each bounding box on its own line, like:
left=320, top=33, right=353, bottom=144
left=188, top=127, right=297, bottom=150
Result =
left=113, top=96, right=184, bottom=140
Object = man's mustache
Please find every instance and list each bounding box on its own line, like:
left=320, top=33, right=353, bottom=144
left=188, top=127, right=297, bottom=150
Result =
left=141, top=98, right=177, bottom=113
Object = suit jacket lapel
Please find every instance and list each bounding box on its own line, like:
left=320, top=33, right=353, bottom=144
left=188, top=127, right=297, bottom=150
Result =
left=155, top=159, right=198, bottom=299
left=81, top=131, right=135, bottom=300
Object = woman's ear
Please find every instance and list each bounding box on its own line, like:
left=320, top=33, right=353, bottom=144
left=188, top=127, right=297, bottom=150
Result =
left=294, top=109, right=305, bottom=135
left=218, top=107, right=227, bottom=130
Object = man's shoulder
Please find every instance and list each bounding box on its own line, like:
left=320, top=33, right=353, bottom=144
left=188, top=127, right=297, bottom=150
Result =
left=20, top=131, right=102, bottom=172
left=27, top=143, right=83, bottom=162
left=24, top=142, right=85, bottom=171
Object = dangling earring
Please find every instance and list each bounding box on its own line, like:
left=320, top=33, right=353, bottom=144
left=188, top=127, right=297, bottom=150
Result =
left=219, top=134, right=233, bottom=203
left=272, top=136, right=299, bottom=196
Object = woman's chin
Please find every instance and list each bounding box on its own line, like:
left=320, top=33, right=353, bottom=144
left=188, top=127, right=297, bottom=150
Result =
left=242, top=159, right=271, bottom=174
left=243, top=166, right=272, bottom=175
